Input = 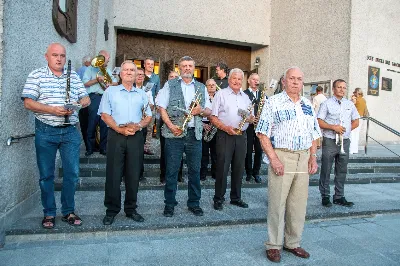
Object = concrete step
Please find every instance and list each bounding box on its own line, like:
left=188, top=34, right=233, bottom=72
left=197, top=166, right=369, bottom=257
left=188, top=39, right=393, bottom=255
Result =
left=6, top=183, right=400, bottom=237
left=78, top=155, right=400, bottom=165
left=60, top=162, right=400, bottom=178
left=54, top=173, right=400, bottom=191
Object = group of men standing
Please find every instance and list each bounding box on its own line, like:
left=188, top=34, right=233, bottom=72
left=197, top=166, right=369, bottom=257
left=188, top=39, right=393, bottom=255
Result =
left=22, top=42, right=360, bottom=263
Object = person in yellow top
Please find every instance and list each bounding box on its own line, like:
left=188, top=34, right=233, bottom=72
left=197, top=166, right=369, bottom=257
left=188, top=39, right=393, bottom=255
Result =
left=350, top=88, right=368, bottom=154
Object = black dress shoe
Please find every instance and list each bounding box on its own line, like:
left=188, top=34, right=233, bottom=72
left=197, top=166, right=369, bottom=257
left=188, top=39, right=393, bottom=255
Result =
left=99, top=150, right=106, bottom=156
left=163, top=206, right=174, bottom=217
left=254, top=175, right=262, bottom=183
left=188, top=206, right=204, bottom=216
left=126, top=211, right=144, bottom=222
left=103, top=215, right=115, bottom=225
left=322, top=197, right=332, bottom=207
left=213, top=201, right=223, bottom=211
left=200, top=175, right=206, bottom=181
left=333, top=197, right=354, bottom=207
left=139, top=176, right=147, bottom=182
left=245, top=175, right=252, bottom=181
left=85, top=151, right=93, bottom=157
left=230, top=200, right=249, bottom=208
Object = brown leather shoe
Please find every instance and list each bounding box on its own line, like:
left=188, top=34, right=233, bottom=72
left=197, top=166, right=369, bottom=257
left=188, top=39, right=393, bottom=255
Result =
left=283, top=246, right=310, bottom=259
left=266, top=249, right=281, bottom=263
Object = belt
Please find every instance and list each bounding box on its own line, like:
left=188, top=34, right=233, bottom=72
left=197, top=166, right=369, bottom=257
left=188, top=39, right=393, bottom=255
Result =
left=53, top=124, right=74, bottom=128
left=187, top=127, right=195, bottom=130
left=275, top=148, right=308, bottom=153
left=90, top=93, right=102, bottom=96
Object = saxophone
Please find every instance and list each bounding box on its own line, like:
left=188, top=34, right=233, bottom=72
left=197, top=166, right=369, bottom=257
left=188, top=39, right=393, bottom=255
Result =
left=254, top=83, right=266, bottom=127
left=234, top=103, right=254, bottom=135
left=203, top=84, right=221, bottom=142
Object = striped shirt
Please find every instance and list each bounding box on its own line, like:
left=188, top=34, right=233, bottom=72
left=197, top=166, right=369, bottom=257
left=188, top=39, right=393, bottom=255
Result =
left=21, top=66, right=87, bottom=126
left=317, top=96, right=360, bottom=139
left=255, top=90, right=321, bottom=151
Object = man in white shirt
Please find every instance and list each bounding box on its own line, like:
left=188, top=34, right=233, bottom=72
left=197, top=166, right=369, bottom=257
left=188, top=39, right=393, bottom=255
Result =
left=312, top=86, right=327, bottom=148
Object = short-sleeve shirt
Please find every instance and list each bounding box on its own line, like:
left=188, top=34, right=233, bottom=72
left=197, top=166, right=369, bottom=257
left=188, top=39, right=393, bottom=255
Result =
left=211, top=87, right=253, bottom=131
left=256, top=90, right=321, bottom=151
left=82, top=66, right=117, bottom=95
left=98, top=84, right=152, bottom=126
left=317, top=96, right=360, bottom=139
left=21, top=66, right=88, bottom=126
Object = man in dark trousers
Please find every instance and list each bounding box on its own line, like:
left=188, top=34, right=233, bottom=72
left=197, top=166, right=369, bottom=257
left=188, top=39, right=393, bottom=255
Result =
left=243, top=73, right=263, bottom=183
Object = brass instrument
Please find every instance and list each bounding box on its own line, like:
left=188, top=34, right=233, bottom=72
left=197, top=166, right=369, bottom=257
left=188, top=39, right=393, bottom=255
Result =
left=91, top=55, right=113, bottom=90
left=203, top=83, right=221, bottom=142
left=234, top=103, right=254, bottom=135
left=336, top=102, right=346, bottom=154
left=254, top=83, right=266, bottom=127
left=174, top=89, right=202, bottom=132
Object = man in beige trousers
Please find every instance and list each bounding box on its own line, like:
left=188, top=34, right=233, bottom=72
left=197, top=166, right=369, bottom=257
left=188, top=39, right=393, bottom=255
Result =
left=256, top=67, right=321, bottom=263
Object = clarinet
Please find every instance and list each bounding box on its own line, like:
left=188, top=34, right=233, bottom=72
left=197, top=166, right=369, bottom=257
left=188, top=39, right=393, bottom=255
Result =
left=64, top=60, right=72, bottom=125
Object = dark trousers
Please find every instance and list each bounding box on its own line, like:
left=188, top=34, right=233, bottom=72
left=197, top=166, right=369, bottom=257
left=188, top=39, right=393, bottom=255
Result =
left=104, top=129, right=143, bottom=216
left=78, top=107, right=89, bottom=151
left=319, top=137, right=350, bottom=200
left=164, top=129, right=201, bottom=208
left=245, top=124, right=262, bottom=176
left=201, top=126, right=217, bottom=178
left=87, top=93, right=107, bottom=152
left=159, top=120, right=183, bottom=183
left=140, top=127, right=147, bottom=178
left=213, top=130, right=247, bottom=202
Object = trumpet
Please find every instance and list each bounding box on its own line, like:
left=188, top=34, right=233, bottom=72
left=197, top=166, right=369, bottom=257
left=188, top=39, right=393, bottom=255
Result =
left=235, top=103, right=254, bottom=135
left=91, top=55, right=113, bottom=90
left=175, top=89, right=202, bottom=132
left=336, top=121, right=346, bottom=154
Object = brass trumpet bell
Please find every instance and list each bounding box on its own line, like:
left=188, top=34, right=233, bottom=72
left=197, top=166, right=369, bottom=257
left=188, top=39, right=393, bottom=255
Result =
left=91, top=55, right=113, bottom=90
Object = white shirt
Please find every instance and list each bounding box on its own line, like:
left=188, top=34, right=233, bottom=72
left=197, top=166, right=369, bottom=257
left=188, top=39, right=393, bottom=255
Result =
left=157, top=78, right=212, bottom=127
left=312, top=93, right=327, bottom=114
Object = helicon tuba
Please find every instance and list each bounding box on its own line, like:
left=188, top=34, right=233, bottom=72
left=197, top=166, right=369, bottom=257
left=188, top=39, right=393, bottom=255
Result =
left=91, top=55, right=113, bottom=90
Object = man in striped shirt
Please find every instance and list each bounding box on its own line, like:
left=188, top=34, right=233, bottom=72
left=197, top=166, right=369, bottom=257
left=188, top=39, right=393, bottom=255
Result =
left=22, top=43, right=90, bottom=229
left=256, top=67, right=321, bottom=263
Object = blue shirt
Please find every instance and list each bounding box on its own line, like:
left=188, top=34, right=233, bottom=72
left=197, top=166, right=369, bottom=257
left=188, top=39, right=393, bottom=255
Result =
left=98, top=84, right=152, bottom=125
left=76, top=65, right=88, bottom=81
left=146, top=72, right=161, bottom=99
left=256, top=90, right=321, bottom=151
left=21, top=66, right=87, bottom=126
left=82, top=66, right=117, bottom=95
left=317, top=96, right=360, bottom=139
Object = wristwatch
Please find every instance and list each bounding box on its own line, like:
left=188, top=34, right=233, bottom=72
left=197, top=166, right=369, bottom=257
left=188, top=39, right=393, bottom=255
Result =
left=200, top=109, right=204, bottom=116
left=311, top=153, right=317, bottom=157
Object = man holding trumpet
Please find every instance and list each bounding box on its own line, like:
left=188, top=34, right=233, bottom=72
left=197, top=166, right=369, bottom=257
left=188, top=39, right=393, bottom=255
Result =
left=157, top=56, right=212, bottom=217
left=317, top=79, right=359, bottom=208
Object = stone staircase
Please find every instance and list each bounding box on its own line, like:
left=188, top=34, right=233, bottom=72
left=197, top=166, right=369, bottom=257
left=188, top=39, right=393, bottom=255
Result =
left=4, top=143, right=400, bottom=243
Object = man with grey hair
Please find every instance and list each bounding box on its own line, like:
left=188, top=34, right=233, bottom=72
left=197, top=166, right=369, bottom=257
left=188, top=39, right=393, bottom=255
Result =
left=83, top=50, right=118, bottom=157
left=99, top=60, right=152, bottom=225
left=256, top=66, right=321, bottom=262
left=157, top=56, right=212, bottom=217
left=210, top=68, right=254, bottom=211
left=200, top=78, right=218, bottom=181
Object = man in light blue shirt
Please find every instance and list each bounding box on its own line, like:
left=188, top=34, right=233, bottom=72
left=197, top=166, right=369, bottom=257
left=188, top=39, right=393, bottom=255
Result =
left=318, top=79, right=360, bottom=208
left=98, top=61, right=152, bottom=226
left=82, top=50, right=118, bottom=156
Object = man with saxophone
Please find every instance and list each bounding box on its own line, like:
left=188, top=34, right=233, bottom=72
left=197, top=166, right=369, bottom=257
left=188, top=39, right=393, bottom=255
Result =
left=243, top=73, right=263, bottom=183
left=82, top=50, right=117, bottom=156
left=318, top=79, right=359, bottom=208
left=256, top=67, right=321, bottom=263
left=98, top=61, right=152, bottom=225
left=135, top=67, right=154, bottom=182
left=209, top=68, right=254, bottom=211
left=22, top=43, right=90, bottom=229
left=200, top=78, right=218, bottom=181
left=157, top=56, right=212, bottom=217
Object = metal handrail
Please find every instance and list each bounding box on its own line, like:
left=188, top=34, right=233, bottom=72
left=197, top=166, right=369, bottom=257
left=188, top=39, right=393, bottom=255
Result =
left=6, top=134, right=35, bottom=146
left=363, top=117, right=400, bottom=157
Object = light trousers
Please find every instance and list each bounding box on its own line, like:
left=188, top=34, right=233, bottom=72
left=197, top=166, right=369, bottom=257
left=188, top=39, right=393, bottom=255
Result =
left=266, top=149, right=310, bottom=250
